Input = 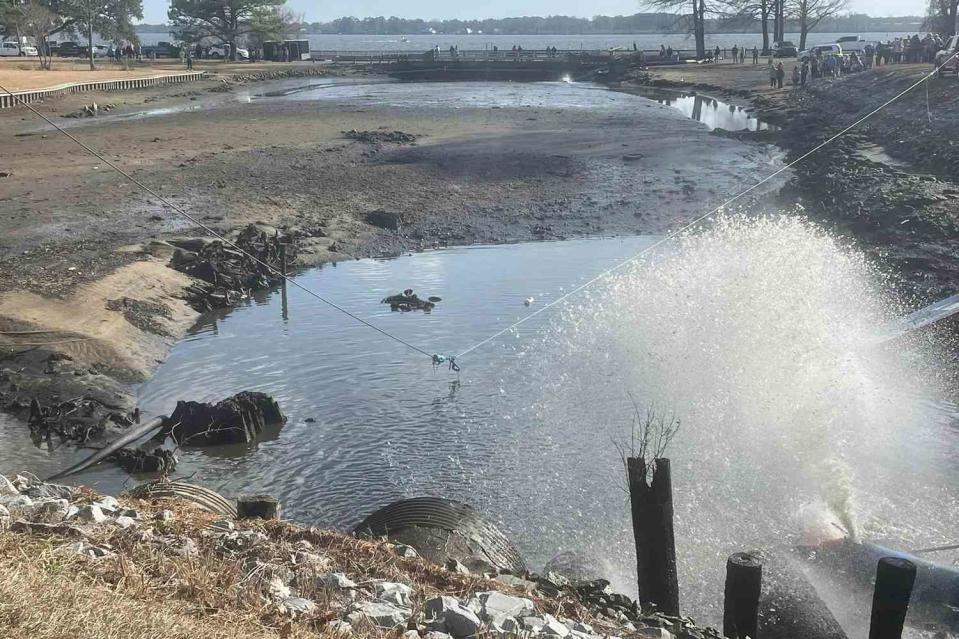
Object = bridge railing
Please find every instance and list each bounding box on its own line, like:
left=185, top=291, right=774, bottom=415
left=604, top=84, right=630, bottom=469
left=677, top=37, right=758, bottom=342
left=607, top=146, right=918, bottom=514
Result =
left=307, top=48, right=704, bottom=64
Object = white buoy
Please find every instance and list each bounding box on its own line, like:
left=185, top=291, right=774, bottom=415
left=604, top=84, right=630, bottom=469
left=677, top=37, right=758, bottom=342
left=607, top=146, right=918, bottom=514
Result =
left=524, top=297, right=535, bottom=306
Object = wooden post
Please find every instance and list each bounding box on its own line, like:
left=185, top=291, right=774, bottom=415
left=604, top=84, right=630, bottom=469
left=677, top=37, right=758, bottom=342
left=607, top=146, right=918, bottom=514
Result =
left=724, top=552, right=763, bottom=639
left=627, top=456, right=679, bottom=616
left=279, top=243, right=288, bottom=276
left=236, top=495, right=281, bottom=520
left=869, top=557, right=916, bottom=639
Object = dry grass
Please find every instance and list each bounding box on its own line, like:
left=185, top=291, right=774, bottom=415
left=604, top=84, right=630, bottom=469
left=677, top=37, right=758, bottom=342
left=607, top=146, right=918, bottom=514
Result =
left=0, top=497, right=609, bottom=639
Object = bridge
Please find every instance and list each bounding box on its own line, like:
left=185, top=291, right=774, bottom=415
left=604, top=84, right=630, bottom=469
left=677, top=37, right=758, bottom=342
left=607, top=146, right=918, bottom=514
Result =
left=309, top=48, right=689, bottom=81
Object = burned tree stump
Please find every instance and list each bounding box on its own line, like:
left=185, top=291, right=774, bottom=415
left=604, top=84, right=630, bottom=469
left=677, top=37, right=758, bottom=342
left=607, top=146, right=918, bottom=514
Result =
left=627, top=456, right=680, bottom=616
left=158, top=391, right=285, bottom=446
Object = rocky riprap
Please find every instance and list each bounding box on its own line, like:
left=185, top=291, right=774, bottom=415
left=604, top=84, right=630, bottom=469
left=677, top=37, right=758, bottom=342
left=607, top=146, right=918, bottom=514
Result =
left=0, top=473, right=720, bottom=639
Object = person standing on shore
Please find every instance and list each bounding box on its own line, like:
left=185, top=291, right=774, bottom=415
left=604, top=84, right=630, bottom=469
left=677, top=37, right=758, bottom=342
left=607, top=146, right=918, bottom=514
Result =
left=732, top=44, right=739, bottom=63
left=801, top=60, right=808, bottom=86
left=768, top=58, right=776, bottom=87
left=776, top=62, right=785, bottom=88
left=740, top=46, right=745, bottom=63
left=186, top=48, right=193, bottom=70
left=791, top=65, right=800, bottom=87
left=752, top=46, right=759, bottom=64
left=714, top=45, right=721, bottom=61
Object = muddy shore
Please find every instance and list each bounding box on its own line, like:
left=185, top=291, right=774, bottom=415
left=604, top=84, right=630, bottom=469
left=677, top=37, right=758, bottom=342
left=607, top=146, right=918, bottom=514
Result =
left=2, top=59, right=956, bottom=438
left=612, top=62, right=959, bottom=302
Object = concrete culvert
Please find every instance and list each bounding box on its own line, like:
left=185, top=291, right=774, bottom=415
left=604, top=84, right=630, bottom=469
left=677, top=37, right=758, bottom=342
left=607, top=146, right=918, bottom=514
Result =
left=352, top=497, right=526, bottom=574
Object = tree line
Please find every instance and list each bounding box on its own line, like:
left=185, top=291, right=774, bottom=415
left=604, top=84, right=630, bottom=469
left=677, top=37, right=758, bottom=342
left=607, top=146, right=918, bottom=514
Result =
left=0, top=0, right=293, bottom=68
left=239, top=13, right=919, bottom=37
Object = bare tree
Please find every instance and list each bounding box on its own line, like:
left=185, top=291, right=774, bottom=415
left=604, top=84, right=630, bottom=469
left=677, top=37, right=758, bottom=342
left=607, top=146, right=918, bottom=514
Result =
left=17, top=0, right=56, bottom=69
left=641, top=0, right=712, bottom=59
left=791, top=0, right=849, bottom=49
left=924, top=0, right=959, bottom=36
left=724, top=0, right=773, bottom=53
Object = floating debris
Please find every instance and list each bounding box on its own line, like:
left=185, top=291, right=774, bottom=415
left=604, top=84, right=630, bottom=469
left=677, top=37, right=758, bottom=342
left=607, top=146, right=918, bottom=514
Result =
left=381, top=289, right=439, bottom=313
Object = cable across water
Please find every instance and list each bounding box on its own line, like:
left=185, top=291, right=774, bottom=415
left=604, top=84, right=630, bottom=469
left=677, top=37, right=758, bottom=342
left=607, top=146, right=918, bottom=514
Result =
left=454, top=54, right=959, bottom=361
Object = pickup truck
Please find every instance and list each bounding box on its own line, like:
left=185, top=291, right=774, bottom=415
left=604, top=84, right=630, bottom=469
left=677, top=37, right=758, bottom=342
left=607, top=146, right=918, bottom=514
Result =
left=141, top=41, right=181, bottom=58
left=0, top=41, right=38, bottom=56
left=936, top=34, right=959, bottom=76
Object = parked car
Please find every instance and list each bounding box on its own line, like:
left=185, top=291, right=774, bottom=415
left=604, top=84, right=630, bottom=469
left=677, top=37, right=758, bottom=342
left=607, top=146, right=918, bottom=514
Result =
left=207, top=44, right=249, bottom=60
left=141, top=41, right=181, bottom=58
left=833, top=36, right=873, bottom=53
left=0, top=41, right=38, bottom=56
left=80, top=44, right=109, bottom=57
left=799, top=44, right=843, bottom=60
left=57, top=41, right=82, bottom=57
left=772, top=41, right=798, bottom=57
left=936, top=34, right=959, bottom=76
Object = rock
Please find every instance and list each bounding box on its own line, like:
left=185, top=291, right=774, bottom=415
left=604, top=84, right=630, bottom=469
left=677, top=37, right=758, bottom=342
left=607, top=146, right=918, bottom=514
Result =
left=114, top=516, right=137, bottom=529
left=0, top=475, right=17, bottom=496
left=540, top=614, right=571, bottom=637
left=375, top=581, right=413, bottom=607
left=349, top=601, right=411, bottom=628
left=94, top=496, right=120, bottom=512
left=490, top=615, right=522, bottom=634
left=571, top=621, right=594, bottom=634
left=473, top=591, right=536, bottom=621
left=162, top=391, right=286, bottom=446
left=394, top=543, right=419, bottom=558
left=77, top=504, right=108, bottom=524
left=402, top=631, right=421, bottom=639
left=279, top=596, right=316, bottom=614
left=327, top=620, right=353, bottom=635
left=155, top=509, right=174, bottom=522
left=0, top=504, right=10, bottom=527
left=494, top=574, right=537, bottom=592
left=1, top=494, right=34, bottom=515
left=318, top=572, right=357, bottom=589
left=210, top=519, right=235, bottom=532
left=24, top=482, right=79, bottom=501
left=424, top=633, right=451, bottom=639
left=61, top=541, right=113, bottom=559
left=445, top=558, right=470, bottom=574
left=636, top=628, right=675, bottom=639
left=424, top=596, right=482, bottom=639
left=522, top=616, right=547, bottom=632
left=33, top=498, right=70, bottom=522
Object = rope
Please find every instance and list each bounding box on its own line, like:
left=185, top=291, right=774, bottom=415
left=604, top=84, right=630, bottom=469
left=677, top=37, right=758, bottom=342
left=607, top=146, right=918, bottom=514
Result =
left=0, top=83, right=438, bottom=364
left=454, top=53, right=959, bottom=361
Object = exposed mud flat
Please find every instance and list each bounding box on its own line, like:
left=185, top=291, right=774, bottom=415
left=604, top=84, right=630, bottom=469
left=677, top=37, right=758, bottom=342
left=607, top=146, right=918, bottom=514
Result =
left=0, top=77, right=782, bottom=424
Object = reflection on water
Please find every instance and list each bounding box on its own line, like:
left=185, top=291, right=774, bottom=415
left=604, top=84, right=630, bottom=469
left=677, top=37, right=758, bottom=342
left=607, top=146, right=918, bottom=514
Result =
left=653, top=92, right=777, bottom=132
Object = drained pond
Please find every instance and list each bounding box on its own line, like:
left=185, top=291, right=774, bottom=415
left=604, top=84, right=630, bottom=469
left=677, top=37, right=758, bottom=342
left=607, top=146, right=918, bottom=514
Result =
left=4, top=76, right=959, bottom=634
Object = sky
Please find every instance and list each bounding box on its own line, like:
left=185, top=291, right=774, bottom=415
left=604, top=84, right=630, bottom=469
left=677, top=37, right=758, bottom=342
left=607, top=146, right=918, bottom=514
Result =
left=140, top=0, right=926, bottom=26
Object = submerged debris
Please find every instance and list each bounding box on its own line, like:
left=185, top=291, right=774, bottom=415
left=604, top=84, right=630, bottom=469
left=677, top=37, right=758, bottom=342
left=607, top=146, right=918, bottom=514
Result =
left=25, top=396, right=132, bottom=445
left=64, top=102, right=116, bottom=118
left=170, top=224, right=297, bottom=312
left=156, top=391, right=286, bottom=446
left=381, top=289, right=440, bottom=313
left=108, top=447, right=177, bottom=474
left=343, top=129, right=420, bottom=144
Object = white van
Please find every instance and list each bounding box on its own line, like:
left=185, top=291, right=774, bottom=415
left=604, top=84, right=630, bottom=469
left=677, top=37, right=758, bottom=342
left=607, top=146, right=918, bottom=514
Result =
left=799, top=43, right=842, bottom=61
